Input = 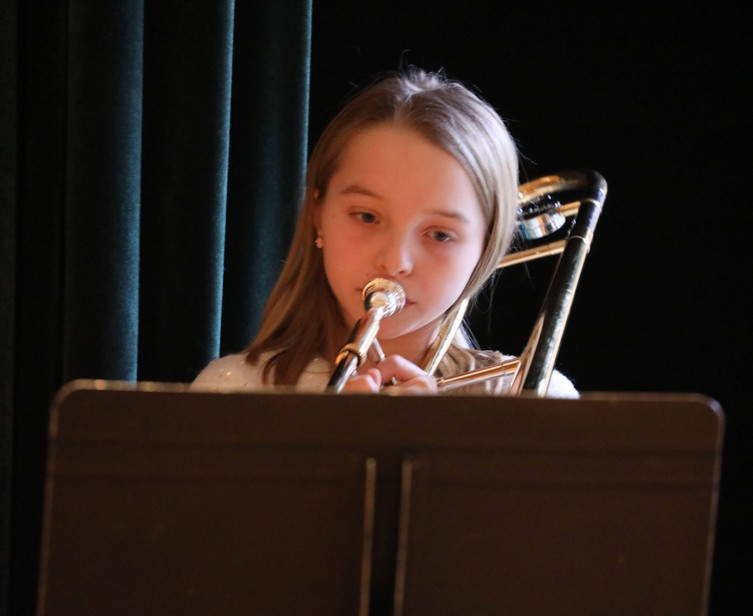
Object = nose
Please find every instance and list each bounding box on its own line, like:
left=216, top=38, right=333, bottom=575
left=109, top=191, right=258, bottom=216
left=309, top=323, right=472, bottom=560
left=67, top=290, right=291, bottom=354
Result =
left=376, top=232, right=413, bottom=276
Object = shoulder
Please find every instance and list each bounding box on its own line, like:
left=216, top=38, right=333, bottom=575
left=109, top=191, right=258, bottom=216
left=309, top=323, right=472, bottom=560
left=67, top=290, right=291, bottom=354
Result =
left=465, top=349, right=579, bottom=398
left=546, top=368, right=580, bottom=399
left=191, top=352, right=265, bottom=391
left=191, top=351, right=331, bottom=392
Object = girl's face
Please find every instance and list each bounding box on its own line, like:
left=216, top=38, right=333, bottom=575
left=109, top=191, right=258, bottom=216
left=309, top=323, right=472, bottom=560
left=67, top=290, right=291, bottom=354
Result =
left=315, top=125, right=486, bottom=360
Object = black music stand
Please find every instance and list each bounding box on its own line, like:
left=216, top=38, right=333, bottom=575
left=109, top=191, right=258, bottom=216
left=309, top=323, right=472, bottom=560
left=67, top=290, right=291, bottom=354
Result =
left=37, top=382, right=723, bottom=615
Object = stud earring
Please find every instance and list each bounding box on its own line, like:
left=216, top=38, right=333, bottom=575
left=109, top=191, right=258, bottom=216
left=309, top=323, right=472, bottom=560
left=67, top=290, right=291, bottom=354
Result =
left=314, top=235, right=323, bottom=249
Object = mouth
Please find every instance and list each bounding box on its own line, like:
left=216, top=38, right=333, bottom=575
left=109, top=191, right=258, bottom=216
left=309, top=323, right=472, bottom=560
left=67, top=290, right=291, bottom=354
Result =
left=355, top=285, right=414, bottom=310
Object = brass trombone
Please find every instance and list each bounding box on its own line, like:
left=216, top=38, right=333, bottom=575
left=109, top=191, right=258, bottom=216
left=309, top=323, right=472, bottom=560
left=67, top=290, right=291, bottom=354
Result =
left=327, top=170, right=607, bottom=396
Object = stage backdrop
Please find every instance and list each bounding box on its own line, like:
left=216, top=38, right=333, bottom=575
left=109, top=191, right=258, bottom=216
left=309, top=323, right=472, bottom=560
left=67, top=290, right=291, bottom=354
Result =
left=1, top=1, right=311, bottom=613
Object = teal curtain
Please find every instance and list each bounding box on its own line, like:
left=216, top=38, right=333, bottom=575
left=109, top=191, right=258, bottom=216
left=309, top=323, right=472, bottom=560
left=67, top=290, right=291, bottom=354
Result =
left=0, top=0, right=312, bottom=612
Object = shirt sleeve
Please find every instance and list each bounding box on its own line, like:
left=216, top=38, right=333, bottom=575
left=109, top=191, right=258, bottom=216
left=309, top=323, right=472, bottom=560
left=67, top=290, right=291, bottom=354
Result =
left=546, top=369, right=580, bottom=398
left=190, top=353, right=265, bottom=391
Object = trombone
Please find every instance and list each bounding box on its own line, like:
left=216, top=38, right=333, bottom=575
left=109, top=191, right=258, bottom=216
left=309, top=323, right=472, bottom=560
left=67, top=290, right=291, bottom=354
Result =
left=326, top=169, right=607, bottom=396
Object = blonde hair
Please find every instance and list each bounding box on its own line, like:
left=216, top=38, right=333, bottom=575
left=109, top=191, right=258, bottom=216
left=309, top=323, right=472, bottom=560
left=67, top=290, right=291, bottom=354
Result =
left=247, top=68, right=519, bottom=385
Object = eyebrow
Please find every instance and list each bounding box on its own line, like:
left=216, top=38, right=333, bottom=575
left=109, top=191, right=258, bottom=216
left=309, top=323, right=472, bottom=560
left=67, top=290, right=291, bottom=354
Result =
left=338, top=183, right=383, bottom=200
left=338, top=183, right=473, bottom=224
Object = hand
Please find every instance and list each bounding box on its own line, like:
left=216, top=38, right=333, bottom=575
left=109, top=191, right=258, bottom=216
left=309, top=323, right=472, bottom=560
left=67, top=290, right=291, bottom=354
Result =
left=342, top=355, right=438, bottom=395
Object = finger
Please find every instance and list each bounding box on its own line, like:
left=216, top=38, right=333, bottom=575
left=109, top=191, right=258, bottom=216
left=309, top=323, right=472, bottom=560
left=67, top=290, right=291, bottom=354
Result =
left=383, top=375, right=437, bottom=395
left=374, top=356, right=437, bottom=394
left=343, top=368, right=382, bottom=393
left=374, top=355, right=424, bottom=381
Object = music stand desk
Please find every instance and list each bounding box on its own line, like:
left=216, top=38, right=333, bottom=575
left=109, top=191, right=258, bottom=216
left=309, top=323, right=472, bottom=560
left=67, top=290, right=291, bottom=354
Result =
left=38, top=382, right=723, bottom=615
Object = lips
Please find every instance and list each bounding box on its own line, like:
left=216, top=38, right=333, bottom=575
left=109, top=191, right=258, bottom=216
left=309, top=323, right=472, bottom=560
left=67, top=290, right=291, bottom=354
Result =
left=355, top=286, right=415, bottom=308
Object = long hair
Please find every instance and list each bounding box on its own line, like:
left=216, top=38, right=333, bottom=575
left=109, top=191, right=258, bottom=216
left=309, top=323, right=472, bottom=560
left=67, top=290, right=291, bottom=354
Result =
left=247, top=68, right=519, bottom=384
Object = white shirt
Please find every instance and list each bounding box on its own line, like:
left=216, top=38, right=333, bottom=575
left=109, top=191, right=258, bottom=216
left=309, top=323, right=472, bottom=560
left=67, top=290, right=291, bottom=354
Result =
left=192, top=351, right=579, bottom=398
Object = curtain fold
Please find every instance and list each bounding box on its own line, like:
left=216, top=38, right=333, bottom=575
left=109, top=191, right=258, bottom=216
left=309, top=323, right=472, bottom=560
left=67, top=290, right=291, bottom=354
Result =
left=1, top=1, right=312, bottom=612
left=63, top=0, right=144, bottom=383
left=220, top=1, right=312, bottom=356
left=137, top=0, right=235, bottom=383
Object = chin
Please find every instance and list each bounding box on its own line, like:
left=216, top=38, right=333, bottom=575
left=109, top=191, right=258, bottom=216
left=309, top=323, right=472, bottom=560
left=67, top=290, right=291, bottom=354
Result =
left=378, top=316, right=431, bottom=341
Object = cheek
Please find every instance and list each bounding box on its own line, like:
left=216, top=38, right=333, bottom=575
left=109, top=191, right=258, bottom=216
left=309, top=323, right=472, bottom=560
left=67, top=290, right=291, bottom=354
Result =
left=320, top=241, right=365, bottom=321
left=423, top=253, right=480, bottom=317
left=444, top=252, right=483, bottom=306
left=444, top=243, right=483, bottom=285
left=322, top=236, right=367, bottom=281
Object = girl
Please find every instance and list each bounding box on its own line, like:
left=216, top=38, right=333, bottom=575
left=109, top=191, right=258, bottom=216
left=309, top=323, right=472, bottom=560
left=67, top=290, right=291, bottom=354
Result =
left=193, top=68, right=577, bottom=397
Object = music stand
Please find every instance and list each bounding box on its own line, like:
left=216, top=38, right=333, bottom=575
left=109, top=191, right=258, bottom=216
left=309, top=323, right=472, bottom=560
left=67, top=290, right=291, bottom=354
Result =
left=37, top=382, right=723, bottom=615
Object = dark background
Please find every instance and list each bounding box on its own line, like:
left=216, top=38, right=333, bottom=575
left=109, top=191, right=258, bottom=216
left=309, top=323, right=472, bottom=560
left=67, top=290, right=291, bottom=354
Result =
left=309, top=2, right=750, bottom=613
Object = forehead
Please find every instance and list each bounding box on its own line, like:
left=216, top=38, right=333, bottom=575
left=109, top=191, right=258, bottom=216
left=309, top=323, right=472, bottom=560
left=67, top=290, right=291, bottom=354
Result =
left=318, top=127, right=488, bottom=240
left=331, top=125, right=474, bottom=199
left=338, top=124, right=444, bottom=165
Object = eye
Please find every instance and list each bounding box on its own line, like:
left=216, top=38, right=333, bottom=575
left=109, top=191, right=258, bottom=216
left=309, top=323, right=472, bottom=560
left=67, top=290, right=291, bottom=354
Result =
left=428, top=229, right=455, bottom=243
left=352, top=211, right=378, bottom=224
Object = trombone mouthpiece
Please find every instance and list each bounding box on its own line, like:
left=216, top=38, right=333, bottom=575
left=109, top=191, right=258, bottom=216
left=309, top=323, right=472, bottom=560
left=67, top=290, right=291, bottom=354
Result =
left=362, top=278, right=406, bottom=317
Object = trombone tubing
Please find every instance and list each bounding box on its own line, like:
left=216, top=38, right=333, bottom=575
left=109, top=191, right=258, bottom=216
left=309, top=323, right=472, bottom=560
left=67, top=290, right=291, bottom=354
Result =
left=326, top=306, right=388, bottom=393
left=520, top=171, right=607, bottom=395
